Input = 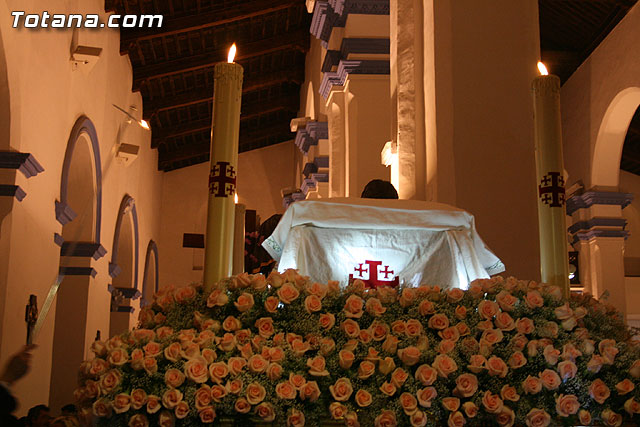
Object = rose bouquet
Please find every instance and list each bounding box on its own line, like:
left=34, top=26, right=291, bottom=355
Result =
left=75, top=270, right=640, bottom=426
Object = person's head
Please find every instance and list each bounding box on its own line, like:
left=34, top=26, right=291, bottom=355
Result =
left=60, top=404, right=77, bottom=417
left=27, top=404, right=50, bottom=427
left=50, top=416, right=79, bottom=427
left=361, top=179, right=399, bottom=199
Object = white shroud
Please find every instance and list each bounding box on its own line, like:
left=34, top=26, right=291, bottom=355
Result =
left=262, top=198, right=505, bottom=289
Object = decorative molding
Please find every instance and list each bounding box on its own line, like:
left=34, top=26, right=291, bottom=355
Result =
left=340, top=37, right=389, bottom=58
left=59, top=266, right=97, bottom=278
left=0, top=152, right=44, bottom=178
left=571, top=229, right=629, bottom=244
left=320, top=60, right=390, bottom=99
left=283, top=191, right=306, bottom=209
left=303, top=162, right=319, bottom=178
left=55, top=200, right=77, bottom=225
left=314, top=156, right=330, bottom=168
left=322, top=50, right=341, bottom=72
left=60, top=241, right=107, bottom=260
left=568, top=218, right=627, bottom=234
left=294, top=121, right=329, bottom=154
left=566, top=191, right=634, bottom=215
left=108, top=285, right=141, bottom=300
left=301, top=178, right=318, bottom=195
left=0, top=184, right=26, bottom=201
left=311, top=0, right=389, bottom=46
left=311, top=172, right=329, bottom=183
left=109, top=262, right=122, bottom=278
left=141, top=240, right=160, bottom=306
left=310, top=1, right=341, bottom=48
left=54, top=233, right=64, bottom=247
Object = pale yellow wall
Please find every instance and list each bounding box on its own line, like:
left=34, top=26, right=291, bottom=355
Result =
left=158, top=141, right=298, bottom=288
left=561, top=3, right=640, bottom=189
left=620, top=170, right=640, bottom=259
left=0, top=0, right=163, bottom=414
left=424, top=0, right=541, bottom=281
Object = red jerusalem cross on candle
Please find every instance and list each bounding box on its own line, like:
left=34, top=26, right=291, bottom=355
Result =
left=538, top=172, right=565, bottom=207
left=209, top=161, right=236, bottom=198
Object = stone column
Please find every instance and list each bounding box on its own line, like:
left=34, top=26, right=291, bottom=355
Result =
left=567, top=191, right=633, bottom=316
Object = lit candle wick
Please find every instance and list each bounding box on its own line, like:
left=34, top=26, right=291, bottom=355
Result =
left=234, top=193, right=239, bottom=204
left=537, top=61, right=549, bottom=76
left=228, top=43, right=237, bottom=63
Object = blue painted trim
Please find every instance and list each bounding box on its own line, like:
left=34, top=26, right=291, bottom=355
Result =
left=320, top=60, right=390, bottom=99
left=53, top=233, right=64, bottom=247
left=141, top=240, right=159, bottom=306
left=566, top=191, right=634, bottom=215
left=109, top=195, right=140, bottom=292
left=0, top=184, right=26, bottom=201
left=314, top=156, right=330, bottom=168
left=571, top=229, right=630, bottom=244
left=0, top=151, right=44, bottom=178
left=568, top=218, right=627, bottom=234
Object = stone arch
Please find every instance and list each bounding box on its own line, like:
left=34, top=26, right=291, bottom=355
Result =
left=592, top=87, right=640, bottom=188
left=141, top=240, right=159, bottom=306
left=109, top=195, right=140, bottom=337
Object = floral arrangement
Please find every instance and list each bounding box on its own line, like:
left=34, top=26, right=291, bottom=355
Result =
left=74, top=270, right=640, bottom=426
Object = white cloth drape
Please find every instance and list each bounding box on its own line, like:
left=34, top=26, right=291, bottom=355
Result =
left=262, top=198, right=505, bottom=288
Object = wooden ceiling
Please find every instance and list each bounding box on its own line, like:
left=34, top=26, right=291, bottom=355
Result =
left=107, top=0, right=640, bottom=175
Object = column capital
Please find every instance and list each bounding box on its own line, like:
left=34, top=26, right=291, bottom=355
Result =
left=566, top=190, right=634, bottom=215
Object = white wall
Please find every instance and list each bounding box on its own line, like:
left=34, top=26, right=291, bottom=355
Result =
left=0, top=0, right=163, bottom=414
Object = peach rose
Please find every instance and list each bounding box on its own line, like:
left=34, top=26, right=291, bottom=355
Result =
left=208, top=361, right=229, bottom=384
left=100, top=369, right=122, bottom=394
left=428, top=313, right=450, bottom=330
left=380, top=381, right=397, bottom=396
left=415, top=364, right=437, bottom=386
left=481, top=390, right=503, bottom=414
left=143, top=341, right=162, bottom=358
left=601, top=409, right=623, bottom=427
left=162, top=388, right=183, bottom=409
left=266, top=362, right=283, bottom=381
left=382, top=335, right=399, bottom=354
left=164, top=368, right=185, bottom=388
left=442, top=397, right=460, bottom=412
left=540, top=369, right=561, bottom=390
left=467, top=354, right=486, bottom=373
left=255, top=402, right=276, bottom=422
left=543, top=345, right=560, bottom=365
left=194, top=385, right=212, bottom=410
left=578, top=409, right=591, bottom=425
left=319, top=313, right=336, bottom=329
left=440, top=326, right=460, bottom=342
left=447, top=411, right=465, bottom=427
left=183, top=356, right=208, bottom=383
left=222, top=316, right=241, bottom=332
left=629, top=359, right=640, bottom=378
left=92, top=398, right=112, bottom=418
left=516, top=317, right=535, bottom=335
left=553, top=302, right=573, bottom=320
left=624, top=397, right=640, bottom=415
left=357, top=360, right=375, bottom=379
left=496, top=407, right=515, bottom=427
left=113, top=393, right=131, bottom=414
left=374, top=410, right=397, bottom=427
left=454, top=373, right=478, bottom=398
left=487, top=356, right=508, bottom=378
left=589, top=378, right=610, bottom=404
left=523, top=375, right=542, bottom=394
left=495, top=312, right=515, bottom=331
left=211, top=384, right=227, bottom=402
left=462, top=401, right=478, bottom=418
left=225, top=357, right=245, bottom=376
left=478, top=300, right=499, bottom=319
left=300, top=381, right=321, bottom=402
left=287, top=408, right=305, bottom=427
left=410, top=410, right=427, bottom=427
left=557, top=360, right=577, bottom=380
left=397, top=392, right=417, bottom=415
left=108, top=348, right=129, bottom=367
left=454, top=305, right=467, bottom=320
left=399, top=288, right=417, bottom=307
left=199, top=406, right=216, bottom=424
left=419, top=300, right=435, bottom=316
left=500, top=385, right=520, bottom=402
left=330, top=378, right=353, bottom=401
left=245, top=382, right=266, bottom=405
left=343, top=294, right=364, bottom=318
left=371, top=322, right=390, bottom=342
left=446, top=288, right=464, bottom=302
left=508, top=351, right=527, bottom=369
left=234, top=397, right=251, bottom=414
left=366, top=297, right=387, bottom=316
left=511, top=333, right=529, bottom=351
left=225, top=378, right=243, bottom=395
left=496, top=290, right=517, bottom=311
left=304, top=295, right=322, bottom=313
left=90, top=357, right=109, bottom=377
left=555, top=394, right=579, bottom=417
left=616, top=378, right=635, bottom=395
left=481, top=328, right=504, bottom=345
left=391, top=367, right=409, bottom=388
left=305, top=355, right=328, bottom=377
left=417, top=387, right=437, bottom=408
left=275, top=381, right=296, bottom=399
left=146, top=395, right=161, bottom=414
left=158, top=411, right=174, bottom=427
left=290, top=339, right=311, bottom=357
left=354, top=389, right=372, bottom=407
left=341, top=319, right=361, bottom=338
left=130, top=389, right=147, bottom=410
left=405, top=319, right=423, bottom=337
left=433, top=354, right=458, bottom=378
left=128, top=414, right=148, bottom=427
left=524, top=290, right=544, bottom=309
left=399, top=346, right=422, bottom=366
left=330, top=402, right=348, bottom=420
left=587, top=354, right=605, bottom=373
left=174, top=285, right=196, bottom=303
left=207, top=289, right=229, bottom=307
left=339, top=349, right=355, bottom=369
left=264, top=296, right=279, bottom=313
left=278, top=283, right=300, bottom=304
left=247, top=354, right=269, bottom=374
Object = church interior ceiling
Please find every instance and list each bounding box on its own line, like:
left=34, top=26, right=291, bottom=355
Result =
left=106, top=0, right=640, bottom=175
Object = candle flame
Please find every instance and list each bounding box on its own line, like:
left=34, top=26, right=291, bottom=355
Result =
left=234, top=193, right=238, bottom=204
left=139, top=119, right=150, bottom=130
left=537, top=61, right=549, bottom=76
left=228, top=43, right=237, bottom=63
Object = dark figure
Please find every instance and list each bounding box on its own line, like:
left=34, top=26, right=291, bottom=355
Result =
left=361, top=179, right=399, bottom=199
left=1, top=345, right=36, bottom=426
left=26, top=404, right=50, bottom=427
left=249, top=214, right=283, bottom=275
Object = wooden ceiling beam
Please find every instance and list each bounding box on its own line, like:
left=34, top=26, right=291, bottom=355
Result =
left=119, top=0, right=300, bottom=51
left=132, top=29, right=309, bottom=90
left=142, top=67, right=304, bottom=119
left=152, top=94, right=299, bottom=143
left=158, top=122, right=293, bottom=170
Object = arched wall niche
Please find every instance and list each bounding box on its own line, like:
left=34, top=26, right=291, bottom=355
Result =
left=591, top=87, right=640, bottom=189
left=141, top=240, right=159, bottom=306
left=56, top=116, right=102, bottom=243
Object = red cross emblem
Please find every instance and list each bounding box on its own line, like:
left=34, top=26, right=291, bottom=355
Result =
left=209, top=161, right=236, bottom=198
left=349, top=260, right=399, bottom=289
left=538, top=172, right=565, bottom=208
